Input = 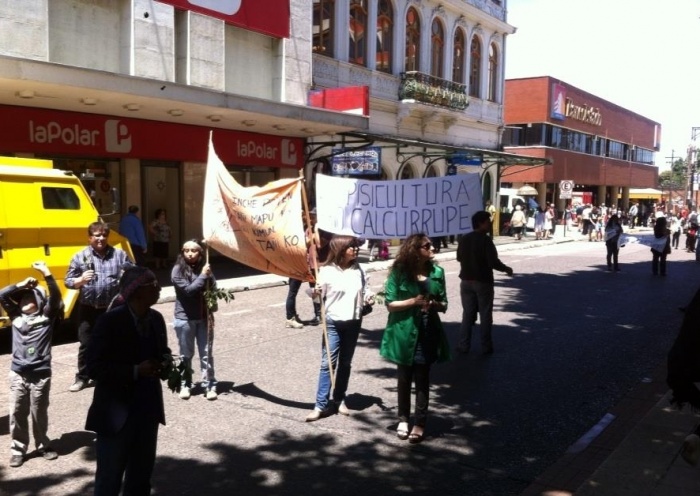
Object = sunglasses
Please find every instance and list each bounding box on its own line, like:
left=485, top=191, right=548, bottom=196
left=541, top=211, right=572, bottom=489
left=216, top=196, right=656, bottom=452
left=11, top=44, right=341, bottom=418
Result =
left=421, top=242, right=433, bottom=250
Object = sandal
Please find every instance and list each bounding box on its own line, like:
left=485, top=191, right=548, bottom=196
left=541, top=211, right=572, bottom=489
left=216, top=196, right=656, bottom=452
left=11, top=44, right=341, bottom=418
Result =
left=408, top=426, right=424, bottom=444
left=396, top=422, right=409, bottom=440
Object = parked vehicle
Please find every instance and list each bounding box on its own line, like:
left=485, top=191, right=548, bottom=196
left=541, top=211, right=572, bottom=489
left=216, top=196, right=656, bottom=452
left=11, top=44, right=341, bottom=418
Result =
left=0, top=157, right=132, bottom=333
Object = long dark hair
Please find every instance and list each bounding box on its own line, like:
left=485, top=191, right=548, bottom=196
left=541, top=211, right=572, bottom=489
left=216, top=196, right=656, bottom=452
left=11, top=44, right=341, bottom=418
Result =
left=391, top=233, right=433, bottom=281
left=605, top=214, right=620, bottom=229
left=323, top=235, right=359, bottom=268
left=174, top=239, right=205, bottom=278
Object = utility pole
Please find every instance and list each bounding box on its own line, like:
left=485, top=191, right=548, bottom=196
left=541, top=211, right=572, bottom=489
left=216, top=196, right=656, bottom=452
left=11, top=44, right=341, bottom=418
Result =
left=690, top=128, right=700, bottom=209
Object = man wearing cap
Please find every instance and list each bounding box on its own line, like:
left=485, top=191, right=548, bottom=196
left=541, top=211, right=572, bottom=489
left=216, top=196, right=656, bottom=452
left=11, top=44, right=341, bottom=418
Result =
left=119, top=205, right=148, bottom=266
left=65, top=221, right=132, bottom=392
left=86, top=266, right=169, bottom=496
left=0, top=261, right=62, bottom=468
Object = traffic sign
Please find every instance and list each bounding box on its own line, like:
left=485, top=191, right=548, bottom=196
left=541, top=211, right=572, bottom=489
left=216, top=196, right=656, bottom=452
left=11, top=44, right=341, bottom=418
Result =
left=559, top=180, right=574, bottom=199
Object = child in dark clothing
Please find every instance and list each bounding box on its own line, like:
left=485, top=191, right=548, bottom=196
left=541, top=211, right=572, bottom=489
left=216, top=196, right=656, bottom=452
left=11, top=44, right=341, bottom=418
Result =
left=0, top=261, right=62, bottom=468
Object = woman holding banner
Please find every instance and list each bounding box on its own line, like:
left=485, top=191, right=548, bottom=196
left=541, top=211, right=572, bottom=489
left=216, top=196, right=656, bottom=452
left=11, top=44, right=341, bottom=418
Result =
left=380, top=233, right=450, bottom=443
left=306, top=235, right=374, bottom=422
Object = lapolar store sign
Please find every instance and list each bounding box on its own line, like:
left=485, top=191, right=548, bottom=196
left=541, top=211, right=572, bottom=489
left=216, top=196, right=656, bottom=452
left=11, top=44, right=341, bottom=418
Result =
left=0, top=105, right=303, bottom=168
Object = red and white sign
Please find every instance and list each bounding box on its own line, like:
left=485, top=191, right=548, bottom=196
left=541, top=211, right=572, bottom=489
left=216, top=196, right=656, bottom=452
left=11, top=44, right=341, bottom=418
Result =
left=156, top=0, right=289, bottom=38
left=308, top=86, right=370, bottom=116
left=0, top=105, right=303, bottom=169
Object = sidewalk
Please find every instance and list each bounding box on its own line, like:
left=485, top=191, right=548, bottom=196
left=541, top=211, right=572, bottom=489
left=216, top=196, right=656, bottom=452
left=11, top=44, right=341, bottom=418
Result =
left=159, top=225, right=699, bottom=496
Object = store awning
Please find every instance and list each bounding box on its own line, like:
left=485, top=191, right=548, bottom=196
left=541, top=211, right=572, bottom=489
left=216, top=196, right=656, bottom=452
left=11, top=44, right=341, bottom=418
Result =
left=329, top=131, right=551, bottom=170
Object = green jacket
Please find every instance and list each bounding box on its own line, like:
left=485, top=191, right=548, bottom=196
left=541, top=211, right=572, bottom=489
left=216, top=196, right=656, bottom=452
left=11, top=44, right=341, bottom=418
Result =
left=380, top=264, right=451, bottom=366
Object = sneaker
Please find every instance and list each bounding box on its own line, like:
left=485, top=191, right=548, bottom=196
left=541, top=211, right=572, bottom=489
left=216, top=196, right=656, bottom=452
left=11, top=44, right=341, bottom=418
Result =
left=69, top=379, right=87, bottom=392
left=305, top=408, right=326, bottom=422
left=337, top=401, right=350, bottom=416
left=179, top=387, right=191, bottom=400
left=41, top=448, right=58, bottom=461
left=206, top=390, right=218, bottom=401
left=9, top=454, right=23, bottom=467
left=285, top=317, right=304, bottom=329
left=682, top=434, right=700, bottom=466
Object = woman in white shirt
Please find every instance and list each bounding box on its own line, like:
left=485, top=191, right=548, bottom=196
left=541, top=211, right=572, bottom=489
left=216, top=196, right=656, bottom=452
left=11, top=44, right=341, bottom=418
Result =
left=306, top=235, right=374, bottom=422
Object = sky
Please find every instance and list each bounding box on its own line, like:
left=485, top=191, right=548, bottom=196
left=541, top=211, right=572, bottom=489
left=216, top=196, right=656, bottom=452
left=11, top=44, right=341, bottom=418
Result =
left=505, top=0, right=700, bottom=171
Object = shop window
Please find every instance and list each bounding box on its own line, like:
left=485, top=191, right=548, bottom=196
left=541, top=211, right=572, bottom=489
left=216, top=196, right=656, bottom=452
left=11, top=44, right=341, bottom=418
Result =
left=430, top=18, right=444, bottom=78
left=405, top=7, right=420, bottom=72
left=452, top=28, right=465, bottom=84
left=313, top=0, right=335, bottom=56
left=376, top=0, right=393, bottom=73
left=349, top=0, right=368, bottom=66
left=487, top=43, right=498, bottom=102
left=41, top=187, right=80, bottom=210
left=469, top=36, right=481, bottom=98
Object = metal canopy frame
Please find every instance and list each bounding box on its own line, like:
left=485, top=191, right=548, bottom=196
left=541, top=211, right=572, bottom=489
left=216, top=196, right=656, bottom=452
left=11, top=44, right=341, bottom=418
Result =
left=305, top=131, right=551, bottom=175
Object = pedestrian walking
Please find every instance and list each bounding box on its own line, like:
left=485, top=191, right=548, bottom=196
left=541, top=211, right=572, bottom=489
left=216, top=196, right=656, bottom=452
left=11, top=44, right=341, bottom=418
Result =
left=85, top=266, right=169, bottom=496
left=650, top=216, right=671, bottom=276
left=456, top=211, right=513, bottom=355
left=65, top=222, right=132, bottom=392
left=149, top=208, right=171, bottom=269
left=670, top=215, right=681, bottom=250
left=306, top=235, right=374, bottom=422
left=380, top=233, right=450, bottom=443
left=604, top=214, right=623, bottom=272
left=510, top=205, right=526, bottom=240
left=119, top=205, right=148, bottom=266
left=0, top=261, right=62, bottom=468
left=171, top=240, right=218, bottom=400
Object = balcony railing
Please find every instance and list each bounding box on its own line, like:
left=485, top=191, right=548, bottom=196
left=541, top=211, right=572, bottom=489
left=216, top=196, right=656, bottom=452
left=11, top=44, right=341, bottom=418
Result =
left=398, top=71, right=468, bottom=110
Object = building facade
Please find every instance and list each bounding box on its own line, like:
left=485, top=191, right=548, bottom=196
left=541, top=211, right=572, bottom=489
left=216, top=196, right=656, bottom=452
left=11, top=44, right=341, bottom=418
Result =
left=0, top=0, right=367, bottom=259
left=307, top=0, right=544, bottom=207
left=502, top=76, right=661, bottom=211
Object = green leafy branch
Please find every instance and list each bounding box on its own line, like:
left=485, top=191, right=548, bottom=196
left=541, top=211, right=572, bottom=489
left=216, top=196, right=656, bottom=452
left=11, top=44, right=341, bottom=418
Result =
left=160, top=354, right=193, bottom=394
left=204, top=287, right=236, bottom=312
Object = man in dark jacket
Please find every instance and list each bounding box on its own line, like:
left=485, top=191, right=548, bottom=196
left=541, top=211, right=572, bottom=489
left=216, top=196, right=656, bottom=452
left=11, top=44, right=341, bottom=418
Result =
left=456, top=211, right=513, bottom=355
left=85, top=266, right=169, bottom=495
left=0, top=261, right=62, bottom=468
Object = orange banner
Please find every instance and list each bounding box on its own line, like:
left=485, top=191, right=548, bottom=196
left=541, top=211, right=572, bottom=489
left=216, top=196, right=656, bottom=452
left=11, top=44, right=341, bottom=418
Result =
left=202, top=137, right=312, bottom=281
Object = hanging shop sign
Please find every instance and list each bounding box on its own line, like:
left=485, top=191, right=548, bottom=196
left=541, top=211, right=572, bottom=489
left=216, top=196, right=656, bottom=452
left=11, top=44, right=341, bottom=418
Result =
left=331, top=147, right=382, bottom=177
left=155, top=0, right=290, bottom=38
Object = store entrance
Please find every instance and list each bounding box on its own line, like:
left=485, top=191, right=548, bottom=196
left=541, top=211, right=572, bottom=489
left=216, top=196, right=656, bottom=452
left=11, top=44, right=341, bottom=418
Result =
left=141, top=162, right=180, bottom=265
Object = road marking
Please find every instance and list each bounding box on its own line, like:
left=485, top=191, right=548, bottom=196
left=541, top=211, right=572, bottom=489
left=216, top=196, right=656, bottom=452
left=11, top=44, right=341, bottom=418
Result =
left=566, top=412, right=616, bottom=454
left=221, top=309, right=254, bottom=316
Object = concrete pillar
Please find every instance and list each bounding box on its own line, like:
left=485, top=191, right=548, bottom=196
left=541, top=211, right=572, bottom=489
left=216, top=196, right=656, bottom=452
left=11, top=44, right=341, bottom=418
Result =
left=537, top=182, right=547, bottom=208
left=597, top=184, right=606, bottom=207
left=621, top=187, right=630, bottom=211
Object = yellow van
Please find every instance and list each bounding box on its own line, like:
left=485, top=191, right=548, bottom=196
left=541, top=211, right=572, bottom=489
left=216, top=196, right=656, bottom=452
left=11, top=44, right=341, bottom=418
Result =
left=0, top=157, right=132, bottom=332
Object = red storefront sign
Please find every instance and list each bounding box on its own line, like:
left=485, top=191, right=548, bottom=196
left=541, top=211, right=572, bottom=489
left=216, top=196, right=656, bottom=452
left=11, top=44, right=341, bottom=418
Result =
left=0, top=105, right=303, bottom=168
left=156, top=0, right=289, bottom=38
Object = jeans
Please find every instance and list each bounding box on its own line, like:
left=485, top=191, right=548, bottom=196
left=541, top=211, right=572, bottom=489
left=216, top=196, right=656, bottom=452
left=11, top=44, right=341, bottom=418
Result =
left=314, top=317, right=361, bottom=410
left=94, top=412, right=159, bottom=496
left=174, top=319, right=216, bottom=391
left=397, top=364, right=431, bottom=426
left=652, top=251, right=667, bottom=275
left=459, top=279, right=495, bottom=352
left=605, top=241, right=619, bottom=269
left=286, top=278, right=320, bottom=320
left=9, top=370, right=52, bottom=456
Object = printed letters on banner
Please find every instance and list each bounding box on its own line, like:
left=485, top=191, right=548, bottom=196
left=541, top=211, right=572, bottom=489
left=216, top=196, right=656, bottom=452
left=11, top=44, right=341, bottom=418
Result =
left=315, top=174, right=483, bottom=239
left=202, top=137, right=312, bottom=281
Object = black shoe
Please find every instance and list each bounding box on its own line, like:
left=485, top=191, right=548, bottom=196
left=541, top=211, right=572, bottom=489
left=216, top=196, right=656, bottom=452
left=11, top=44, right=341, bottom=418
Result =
left=310, top=316, right=321, bottom=326
left=41, top=448, right=58, bottom=461
left=9, top=454, right=23, bottom=467
left=69, top=379, right=87, bottom=392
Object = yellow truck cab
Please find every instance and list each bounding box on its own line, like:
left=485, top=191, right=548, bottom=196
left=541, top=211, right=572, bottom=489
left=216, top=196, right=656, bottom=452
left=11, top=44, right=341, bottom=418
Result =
left=0, top=157, right=132, bottom=331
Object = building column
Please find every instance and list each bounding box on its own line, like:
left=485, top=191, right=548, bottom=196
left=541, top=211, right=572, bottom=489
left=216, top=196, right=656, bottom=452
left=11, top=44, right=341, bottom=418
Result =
left=597, top=184, right=606, bottom=207
left=620, top=187, right=630, bottom=211
left=537, top=183, right=547, bottom=209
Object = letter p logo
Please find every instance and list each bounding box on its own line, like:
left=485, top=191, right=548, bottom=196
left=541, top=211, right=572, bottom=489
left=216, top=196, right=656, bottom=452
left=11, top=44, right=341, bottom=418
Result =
left=281, top=139, right=297, bottom=166
left=104, top=120, right=132, bottom=153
